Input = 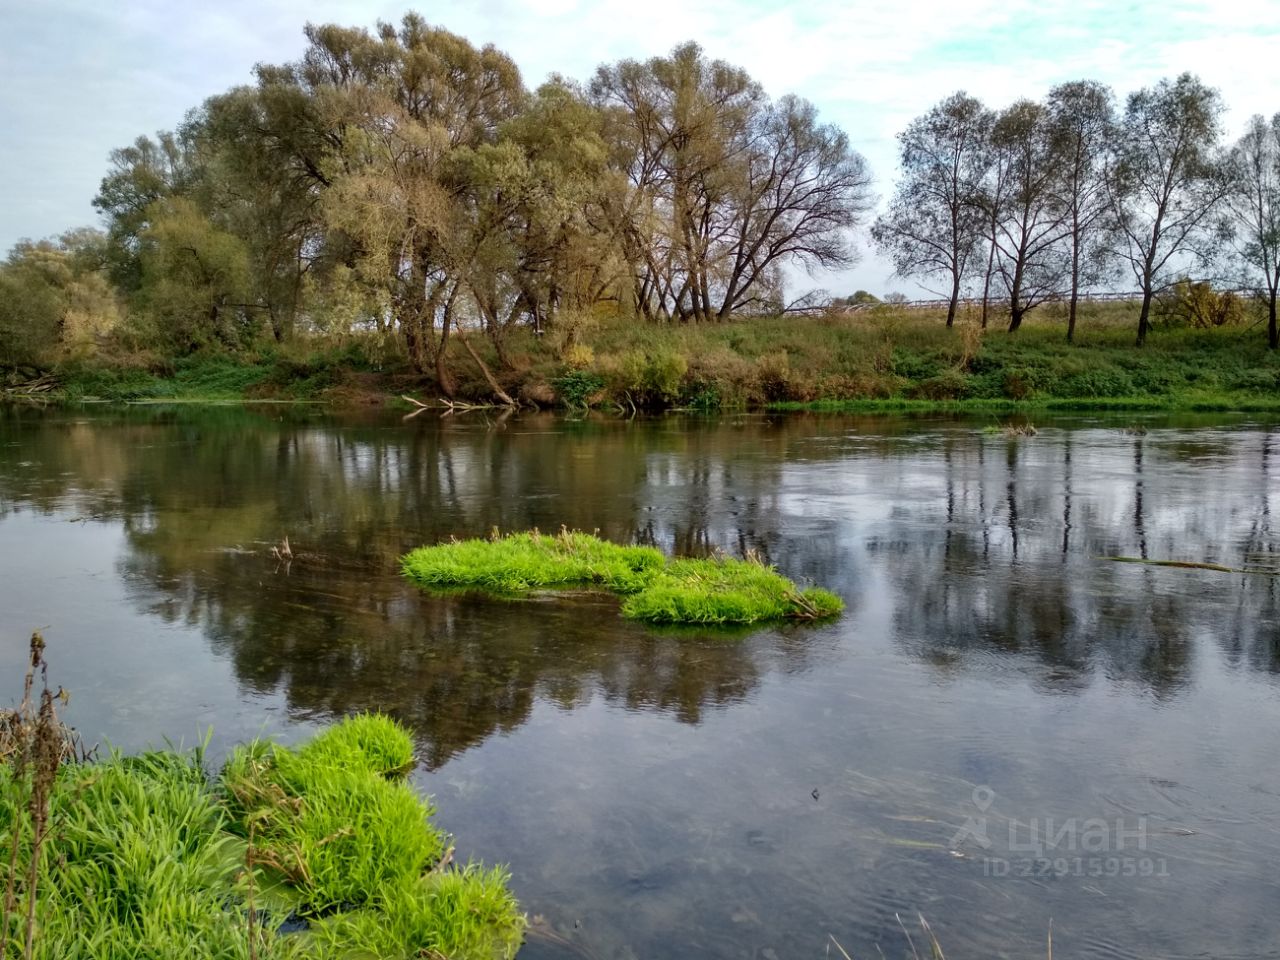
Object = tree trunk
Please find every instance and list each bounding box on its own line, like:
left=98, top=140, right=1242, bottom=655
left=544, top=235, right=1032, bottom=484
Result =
left=1269, top=295, right=1278, bottom=350
left=980, top=238, right=996, bottom=330
left=436, top=308, right=456, bottom=399
left=946, top=272, right=960, bottom=329
left=1066, top=241, right=1080, bottom=344
left=1007, top=304, right=1024, bottom=333
left=1136, top=288, right=1153, bottom=347
left=457, top=331, right=517, bottom=406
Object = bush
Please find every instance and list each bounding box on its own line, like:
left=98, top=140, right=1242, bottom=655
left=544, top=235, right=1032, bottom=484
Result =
left=552, top=369, right=606, bottom=408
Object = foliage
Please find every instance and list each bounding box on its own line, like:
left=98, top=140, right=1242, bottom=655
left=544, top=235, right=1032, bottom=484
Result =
left=551, top=369, right=605, bottom=408
left=0, top=232, right=121, bottom=368
left=401, top=530, right=843, bottom=625
left=1159, top=279, right=1246, bottom=328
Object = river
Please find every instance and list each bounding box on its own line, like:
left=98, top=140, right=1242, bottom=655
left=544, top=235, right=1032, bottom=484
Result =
left=1, top=404, right=1278, bottom=959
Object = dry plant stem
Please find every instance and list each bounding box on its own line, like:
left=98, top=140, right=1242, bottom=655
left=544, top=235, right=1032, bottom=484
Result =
left=0, top=633, right=69, bottom=960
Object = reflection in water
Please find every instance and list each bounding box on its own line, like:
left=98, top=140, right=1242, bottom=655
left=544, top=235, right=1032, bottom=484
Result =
left=2, top=405, right=1280, bottom=959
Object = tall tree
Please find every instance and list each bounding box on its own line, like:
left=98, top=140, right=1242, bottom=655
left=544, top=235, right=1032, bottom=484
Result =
left=93, top=131, right=198, bottom=290
left=283, top=15, right=526, bottom=381
left=986, top=100, right=1072, bottom=332
left=1224, top=114, right=1280, bottom=349
left=1046, top=80, right=1116, bottom=342
left=1104, top=74, right=1228, bottom=346
left=873, top=92, right=990, bottom=327
left=593, top=44, right=870, bottom=323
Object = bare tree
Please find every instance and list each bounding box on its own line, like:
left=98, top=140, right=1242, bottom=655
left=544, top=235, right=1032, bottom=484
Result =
left=1104, top=74, right=1228, bottom=346
left=1224, top=114, right=1280, bottom=349
left=873, top=92, right=990, bottom=328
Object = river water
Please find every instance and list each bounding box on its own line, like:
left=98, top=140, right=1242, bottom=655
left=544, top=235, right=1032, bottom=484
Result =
left=1, top=405, right=1279, bottom=959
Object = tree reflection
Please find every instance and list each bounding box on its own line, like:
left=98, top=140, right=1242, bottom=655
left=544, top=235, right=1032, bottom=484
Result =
left=2, top=405, right=1278, bottom=762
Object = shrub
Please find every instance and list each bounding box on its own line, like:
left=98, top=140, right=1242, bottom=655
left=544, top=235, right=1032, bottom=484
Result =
left=552, top=369, right=606, bottom=408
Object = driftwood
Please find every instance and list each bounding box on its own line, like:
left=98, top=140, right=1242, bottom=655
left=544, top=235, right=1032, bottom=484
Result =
left=401, top=395, right=512, bottom=419
left=1, top=374, right=60, bottom=400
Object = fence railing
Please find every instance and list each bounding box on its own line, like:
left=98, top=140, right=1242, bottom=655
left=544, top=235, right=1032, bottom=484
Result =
left=838, top=289, right=1255, bottom=313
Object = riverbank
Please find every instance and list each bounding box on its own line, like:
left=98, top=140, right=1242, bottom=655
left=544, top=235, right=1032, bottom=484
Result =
left=6, top=304, right=1279, bottom=413
left=0, top=635, right=524, bottom=960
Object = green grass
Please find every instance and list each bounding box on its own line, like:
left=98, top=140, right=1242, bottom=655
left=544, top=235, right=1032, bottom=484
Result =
left=401, top=530, right=844, bottom=626
left=29, top=300, right=1280, bottom=413
left=400, top=529, right=666, bottom=595
left=620, top=558, right=844, bottom=624
left=0, top=715, right=524, bottom=960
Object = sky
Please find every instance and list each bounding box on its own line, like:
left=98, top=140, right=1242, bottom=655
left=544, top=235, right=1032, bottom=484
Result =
left=2, top=0, right=1279, bottom=298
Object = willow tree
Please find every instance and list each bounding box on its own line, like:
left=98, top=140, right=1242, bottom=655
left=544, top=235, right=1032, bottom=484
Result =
left=985, top=100, right=1071, bottom=332
left=270, top=15, right=525, bottom=383
left=873, top=92, right=990, bottom=327
left=593, top=43, right=870, bottom=322
left=1224, top=114, right=1280, bottom=349
left=1046, top=80, right=1116, bottom=341
left=93, top=131, right=199, bottom=291
left=1104, top=74, right=1228, bottom=346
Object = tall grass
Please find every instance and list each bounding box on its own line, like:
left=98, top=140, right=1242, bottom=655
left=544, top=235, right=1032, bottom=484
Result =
left=401, top=529, right=843, bottom=625
left=0, top=642, right=525, bottom=960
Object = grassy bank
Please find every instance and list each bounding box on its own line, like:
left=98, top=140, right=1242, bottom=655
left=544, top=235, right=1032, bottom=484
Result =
left=401, top=529, right=843, bottom=625
left=7, top=302, right=1280, bottom=413
left=0, top=635, right=524, bottom=960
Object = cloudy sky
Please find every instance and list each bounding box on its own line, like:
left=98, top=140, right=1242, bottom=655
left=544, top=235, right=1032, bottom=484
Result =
left=2, top=0, right=1278, bottom=297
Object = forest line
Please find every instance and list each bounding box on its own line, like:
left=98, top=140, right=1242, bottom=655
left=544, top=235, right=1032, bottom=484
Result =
left=1, top=11, right=1279, bottom=407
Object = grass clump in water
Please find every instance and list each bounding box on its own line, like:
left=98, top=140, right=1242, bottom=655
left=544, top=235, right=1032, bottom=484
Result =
left=0, top=639, right=524, bottom=960
left=622, top=558, right=844, bottom=624
left=401, top=528, right=666, bottom=594
left=402, top=530, right=844, bottom=626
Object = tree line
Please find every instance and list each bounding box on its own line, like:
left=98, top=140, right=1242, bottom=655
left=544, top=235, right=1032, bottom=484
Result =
left=2, top=13, right=1279, bottom=384
left=874, top=75, right=1280, bottom=347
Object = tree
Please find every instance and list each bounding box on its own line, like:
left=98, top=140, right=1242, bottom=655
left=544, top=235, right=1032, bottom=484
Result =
left=280, top=15, right=526, bottom=384
left=1046, top=81, right=1116, bottom=342
left=986, top=100, right=1072, bottom=332
left=0, top=230, right=120, bottom=367
left=593, top=44, right=871, bottom=323
left=1104, top=74, right=1229, bottom=346
left=873, top=92, right=990, bottom=327
left=1224, top=114, right=1280, bottom=348
left=93, top=131, right=198, bottom=290
left=134, top=198, right=252, bottom=352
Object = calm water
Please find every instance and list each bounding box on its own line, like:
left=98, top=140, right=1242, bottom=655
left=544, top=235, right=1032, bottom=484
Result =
left=2, top=404, right=1280, bottom=959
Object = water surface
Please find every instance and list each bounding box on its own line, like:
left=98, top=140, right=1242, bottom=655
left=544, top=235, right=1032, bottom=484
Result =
left=2, top=405, right=1279, bottom=959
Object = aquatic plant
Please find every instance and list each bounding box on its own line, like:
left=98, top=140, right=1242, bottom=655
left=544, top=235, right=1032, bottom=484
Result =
left=401, top=529, right=844, bottom=625
left=621, top=558, right=844, bottom=624
left=401, top=528, right=665, bottom=595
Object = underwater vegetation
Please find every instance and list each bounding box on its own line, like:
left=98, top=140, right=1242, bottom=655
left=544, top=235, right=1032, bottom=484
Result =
left=0, top=634, right=524, bottom=960
left=401, top=529, right=844, bottom=625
